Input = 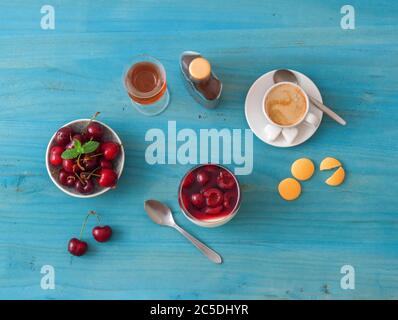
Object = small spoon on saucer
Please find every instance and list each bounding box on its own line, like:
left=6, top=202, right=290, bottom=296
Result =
left=273, top=69, right=346, bottom=126
left=144, top=199, right=223, bottom=264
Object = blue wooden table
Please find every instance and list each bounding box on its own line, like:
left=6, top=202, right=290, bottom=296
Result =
left=0, top=0, right=397, bottom=300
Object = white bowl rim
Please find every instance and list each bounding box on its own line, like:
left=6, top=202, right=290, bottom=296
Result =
left=45, top=119, right=125, bottom=198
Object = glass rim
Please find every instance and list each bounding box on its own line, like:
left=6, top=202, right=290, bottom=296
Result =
left=124, top=54, right=167, bottom=99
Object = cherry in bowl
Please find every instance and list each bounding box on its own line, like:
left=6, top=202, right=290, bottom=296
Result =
left=178, top=164, right=241, bottom=227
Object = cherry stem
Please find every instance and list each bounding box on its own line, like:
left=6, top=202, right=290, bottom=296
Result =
left=89, top=153, right=103, bottom=158
left=79, top=213, right=91, bottom=240
left=76, top=154, right=85, bottom=171
left=74, top=171, right=85, bottom=184
left=89, top=210, right=102, bottom=226
left=83, top=112, right=100, bottom=132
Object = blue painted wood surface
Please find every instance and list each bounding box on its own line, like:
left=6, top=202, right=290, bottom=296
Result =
left=0, top=0, right=397, bottom=299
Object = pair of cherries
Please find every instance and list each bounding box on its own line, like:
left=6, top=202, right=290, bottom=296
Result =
left=68, top=211, right=112, bottom=256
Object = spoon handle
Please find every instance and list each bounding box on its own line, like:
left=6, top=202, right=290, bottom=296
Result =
left=173, top=224, right=222, bottom=264
left=308, top=95, right=346, bottom=126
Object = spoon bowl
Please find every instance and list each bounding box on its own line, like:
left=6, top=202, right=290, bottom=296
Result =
left=144, top=199, right=175, bottom=227
left=144, top=199, right=223, bottom=264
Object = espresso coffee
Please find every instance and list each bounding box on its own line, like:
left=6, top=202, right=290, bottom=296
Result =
left=265, top=83, right=307, bottom=126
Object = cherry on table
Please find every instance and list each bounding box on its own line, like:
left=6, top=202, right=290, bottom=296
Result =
left=49, top=146, right=64, bottom=166
left=100, top=142, right=120, bottom=161
left=92, top=226, right=112, bottom=242
left=55, top=127, right=74, bottom=147
left=68, top=238, right=88, bottom=256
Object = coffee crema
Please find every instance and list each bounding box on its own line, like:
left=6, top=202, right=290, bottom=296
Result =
left=265, top=83, right=307, bottom=126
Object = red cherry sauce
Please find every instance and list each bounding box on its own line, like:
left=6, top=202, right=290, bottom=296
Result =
left=179, top=164, right=240, bottom=221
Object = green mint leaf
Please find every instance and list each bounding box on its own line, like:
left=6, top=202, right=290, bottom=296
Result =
left=82, top=141, right=100, bottom=154
left=61, top=148, right=79, bottom=159
left=74, top=139, right=83, bottom=153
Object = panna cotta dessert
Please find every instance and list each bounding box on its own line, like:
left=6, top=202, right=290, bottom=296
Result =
left=178, top=164, right=241, bottom=227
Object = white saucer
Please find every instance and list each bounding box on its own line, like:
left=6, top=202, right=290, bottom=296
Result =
left=244, top=70, right=323, bottom=147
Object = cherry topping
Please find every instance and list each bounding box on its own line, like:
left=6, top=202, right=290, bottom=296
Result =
left=204, top=205, right=224, bottom=215
left=98, top=168, right=118, bottom=188
left=196, top=170, right=210, bottom=186
left=68, top=238, right=88, bottom=256
left=223, top=190, right=236, bottom=209
left=182, top=172, right=195, bottom=188
left=203, top=188, right=224, bottom=207
left=217, top=170, right=235, bottom=189
left=92, top=226, right=112, bottom=242
left=55, top=127, right=73, bottom=147
left=49, top=146, right=64, bottom=166
left=86, top=122, right=103, bottom=141
left=101, top=142, right=120, bottom=161
left=75, top=179, right=94, bottom=194
left=191, top=193, right=205, bottom=208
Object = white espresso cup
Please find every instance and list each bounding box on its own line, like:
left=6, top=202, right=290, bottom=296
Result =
left=262, top=82, right=319, bottom=143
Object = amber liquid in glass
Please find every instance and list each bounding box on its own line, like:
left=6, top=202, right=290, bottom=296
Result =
left=125, top=62, right=166, bottom=105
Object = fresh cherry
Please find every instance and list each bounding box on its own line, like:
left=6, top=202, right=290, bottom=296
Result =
left=217, top=170, right=235, bottom=189
left=81, top=155, right=98, bottom=171
left=75, top=179, right=94, bottom=194
left=72, top=133, right=87, bottom=144
left=98, top=168, right=118, bottom=188
left=86, top=122, right=103, bottom=140
left=191, top=193, right=205, bottom=208
left=100, top=142, right=120, bottom=161
left=196, top=170, right=210, bottom=186
left=62, top=159, right=77, bottom=173
left=68, top=238, right=88, bottom=256
left=203, top=188, right=224, bottom=207
left=92, top=226, right=112, bottom=242
left=49, top=146, right=64, bottom=166
left=59, top=169, right=76, bottom=187
left=55, top=127, right=73, bottom=147
left=100, top=159, right=113, bottom=169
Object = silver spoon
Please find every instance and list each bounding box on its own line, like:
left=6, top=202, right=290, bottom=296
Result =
left=273, top=69, right=346, bottom=126
left=144, top=199, right=223, bottom=264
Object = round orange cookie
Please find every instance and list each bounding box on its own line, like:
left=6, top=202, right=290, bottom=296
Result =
left=278, top=178, right=302, bottom=201
left=291, top=158, right=315, bottom=181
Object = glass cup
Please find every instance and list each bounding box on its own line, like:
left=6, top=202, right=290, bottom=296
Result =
left=178, top=164, right=241, bottom=227
left=123, top=55, right=170, bottom=116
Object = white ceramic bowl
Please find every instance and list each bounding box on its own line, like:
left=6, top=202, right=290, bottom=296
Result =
left=45, top=119, right=125, bottom=198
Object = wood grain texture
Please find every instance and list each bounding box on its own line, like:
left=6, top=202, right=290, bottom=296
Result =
left=0, top=0, right=397, bottom=299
